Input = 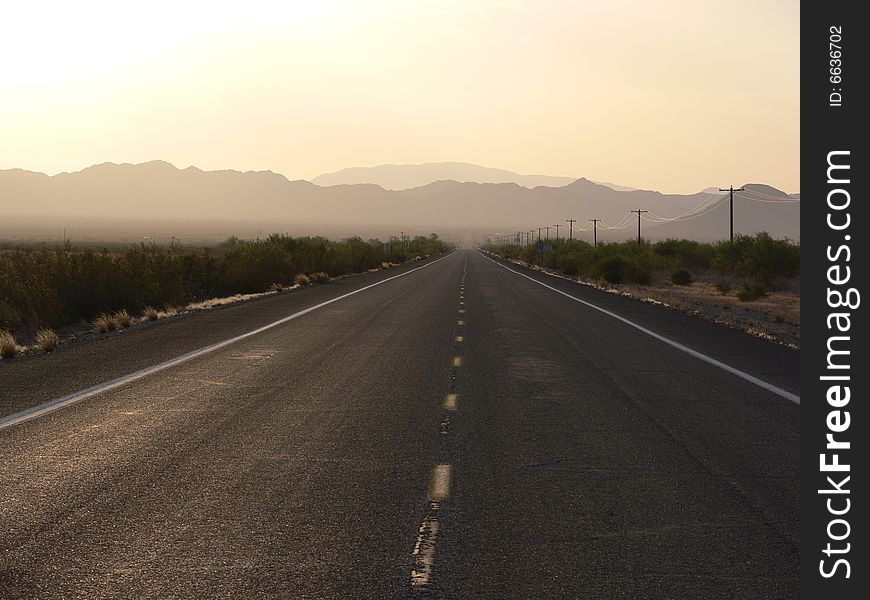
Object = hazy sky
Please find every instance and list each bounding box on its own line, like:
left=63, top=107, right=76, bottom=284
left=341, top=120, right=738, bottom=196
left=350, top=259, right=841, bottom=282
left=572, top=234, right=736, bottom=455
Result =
left=2, top=0, right=799, bottom=193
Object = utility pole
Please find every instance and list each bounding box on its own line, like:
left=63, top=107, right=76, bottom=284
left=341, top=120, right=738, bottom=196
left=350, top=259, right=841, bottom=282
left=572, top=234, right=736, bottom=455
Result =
left=631, top=210, right=648, bottom=245
left=589, top=219, right=601, bottom=247
left=553, top=224, right=561, bottom=240
left=719, top=185, right=745, bottom=242
left=537, top=227, right=542, bottom=241
left=545, top=225, right=550, bottom=240
left=566, top=219, right=576, bottom=241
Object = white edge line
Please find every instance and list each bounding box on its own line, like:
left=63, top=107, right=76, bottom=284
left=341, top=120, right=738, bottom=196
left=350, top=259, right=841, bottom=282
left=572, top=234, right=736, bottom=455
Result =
left=0, top=252, right=456, bottom=432
left=479, top=250, right=800, bottom=404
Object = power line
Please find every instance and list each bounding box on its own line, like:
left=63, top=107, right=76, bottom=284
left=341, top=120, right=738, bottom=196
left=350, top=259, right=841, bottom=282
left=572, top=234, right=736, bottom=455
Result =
left=600, top=214, right=634, bottom=230
left=643, top=195, right=729, bottom=223
left=644, top=193, right=728, bottom=222
left=566, top=219, right=576, bottom=241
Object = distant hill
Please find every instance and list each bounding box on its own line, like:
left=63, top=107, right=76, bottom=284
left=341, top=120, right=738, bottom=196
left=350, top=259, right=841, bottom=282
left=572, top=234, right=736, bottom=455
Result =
left=312, top=162, right=577, bottom=190
left=0, top=161, right=799, bottom=242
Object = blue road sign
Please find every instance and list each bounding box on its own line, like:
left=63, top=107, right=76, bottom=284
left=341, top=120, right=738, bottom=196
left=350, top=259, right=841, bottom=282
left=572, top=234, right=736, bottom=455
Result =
left=539, top=244, right=553, bottom=251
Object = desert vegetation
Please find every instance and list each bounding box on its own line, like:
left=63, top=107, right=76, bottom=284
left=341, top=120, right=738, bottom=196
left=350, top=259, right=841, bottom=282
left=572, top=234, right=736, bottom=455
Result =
left=36, top=328, right=60, bottom=352
left=0, top=233, right=451, bottom=339
left=485, top=233, right=798, bottom=296
left=0, top=330, right=18, bottom=358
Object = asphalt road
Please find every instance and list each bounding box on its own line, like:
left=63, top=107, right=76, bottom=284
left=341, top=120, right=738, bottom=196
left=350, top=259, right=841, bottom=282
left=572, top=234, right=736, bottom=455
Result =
left=0, top=248, right=799, bottom=599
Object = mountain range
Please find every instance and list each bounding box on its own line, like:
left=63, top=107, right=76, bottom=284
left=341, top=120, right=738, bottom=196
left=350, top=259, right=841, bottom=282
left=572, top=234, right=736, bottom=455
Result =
left=0, top=161, right=799, bottom=242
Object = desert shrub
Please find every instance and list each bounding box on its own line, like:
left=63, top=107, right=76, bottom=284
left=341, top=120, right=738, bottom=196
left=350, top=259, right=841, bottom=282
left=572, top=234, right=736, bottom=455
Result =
left=0, top=301, right=21, bottom=331
left=553, top=242, right=595, bottom=277
left=143, top=306, right=159, bottom=321
left=485, top=233, right=798, bottom=294
left=36, top=328, right=60, bottom=352
left=0, top=234, right=452, bottom=333
left=671, top=269, right=693, bottom=285
left=293, top=273, right=311, bottom=287
left=93, top=313, right=116, bottom=333
left=624, top=258, right=652, bottom=285
left=713, top=233, right=799, bottom=285
left=220, top=241, right=294, bottom=294
left=654, top=239, right=714, bottom=270
left=559, top=257, right=580, bottom=277
left=736, top=280, right=768, bottom=302
left=310, top=272, right=330, bottom=283
left=714, top=278, right=732, bottom=295
left=0, top=330, right=17, bottom=358
left=114, top=309, right=133, bottom=328
left=269, top=282, right=284, bottom=293
left=381, top=262, right=391, bottom=269
left=593, top=256, right=627, bottom=284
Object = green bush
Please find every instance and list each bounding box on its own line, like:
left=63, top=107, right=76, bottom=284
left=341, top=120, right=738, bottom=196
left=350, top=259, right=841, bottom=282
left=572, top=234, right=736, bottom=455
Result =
left=736, top=280, right=768, bottom=302
left=671, top=269, right=693, bottom=285
left=712, top=233, right=799, bottom=286
left=714, top=278, right=732, bottom=295
left=0, top=234, right=452, bottom=335
left=654, top=239, right=714, bottom=270
left=624, top=260, right=652, bottom=285
left=593, top=256, right=627, bottom=284
left=485, top=232, right=797, bottom=293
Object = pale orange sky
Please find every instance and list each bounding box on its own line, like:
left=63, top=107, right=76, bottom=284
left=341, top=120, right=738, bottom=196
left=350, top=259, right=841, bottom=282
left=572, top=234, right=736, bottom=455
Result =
left=2, top=0, right=799, bottom=193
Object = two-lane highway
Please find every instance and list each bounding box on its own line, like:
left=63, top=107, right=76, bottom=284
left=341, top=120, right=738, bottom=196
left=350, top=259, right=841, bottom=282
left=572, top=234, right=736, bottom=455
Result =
left=0, top=249, right=799, bottom=599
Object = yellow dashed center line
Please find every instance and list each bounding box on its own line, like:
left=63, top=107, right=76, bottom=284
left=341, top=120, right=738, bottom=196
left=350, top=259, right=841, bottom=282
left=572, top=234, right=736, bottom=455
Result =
left=444, top=393, right=458, bottom=411
left=428, top=464, right=452, bottom=502
left=452, top=356, right=463, bottom=367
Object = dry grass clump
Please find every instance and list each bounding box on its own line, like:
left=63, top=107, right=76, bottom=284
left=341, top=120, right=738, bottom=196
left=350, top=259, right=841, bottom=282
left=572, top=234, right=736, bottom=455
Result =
left=0, top=330, right=18, bottom=358
left=114, top=309, right=133, bottom=328
left=93, top=313, right=117, bottom=333
left=381, top=262, right=391, bottom=270
left=310, top=272, right=330, bottom=284
left=93, top=309, right=133, bottom=333
left=293, top=273, right=311, bottom=287
left=143, top=306, right=159, bottom=321
left=269, top=282, right=284, bottom=293
left=36, top=328, right=61, bottom=352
